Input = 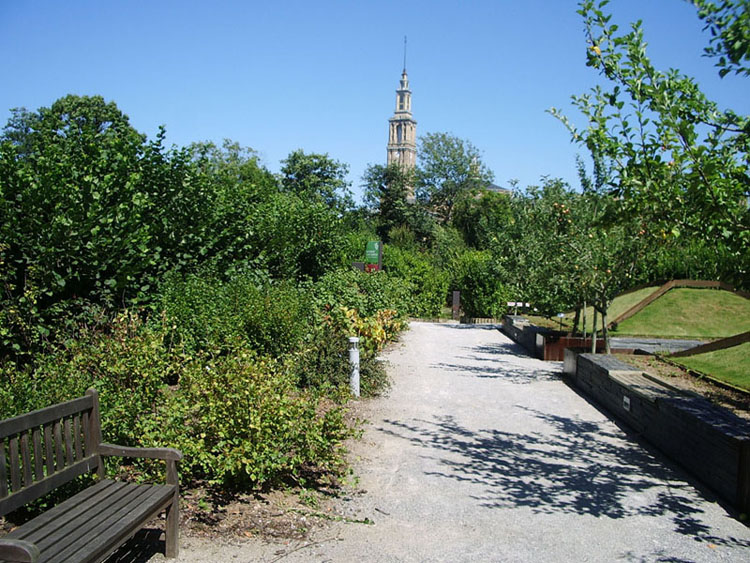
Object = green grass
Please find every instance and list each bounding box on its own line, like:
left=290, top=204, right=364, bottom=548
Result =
left=674, top=342, right=750, bottom=392
left=614, top=288, right=750, bottom=338
left=568, top=285, right=659, bottom=333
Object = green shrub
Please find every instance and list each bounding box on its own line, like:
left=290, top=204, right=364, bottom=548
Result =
left=0, top=312, right=176, bottom=446
left=0, top=311, right=356, bottom=490
left=457, top=251, right=509, bottom=319
left=383, top=246, right=449, bottom=317
left=139, top=350, right=353, bottom=488
left=313, top=269, right=412, bottom=318
left=161, top=272, right=313, bottom=357
left=292, top=327, right=388, bottom=397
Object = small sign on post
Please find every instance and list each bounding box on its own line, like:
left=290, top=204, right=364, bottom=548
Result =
left=364, top=241, right=382, bottom=272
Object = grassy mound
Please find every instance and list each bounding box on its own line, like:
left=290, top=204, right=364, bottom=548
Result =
left=614, top=288, right=750, bottom=338
left=674, top=342, right=750, bottom=392
left=569, top=285, right=660, bottom=333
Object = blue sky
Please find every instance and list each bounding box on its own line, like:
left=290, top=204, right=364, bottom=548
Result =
left=1, top=0, right=748, bottom=201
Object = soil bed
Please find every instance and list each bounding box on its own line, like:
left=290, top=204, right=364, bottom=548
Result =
left=618, top=353, right=750, bottom=420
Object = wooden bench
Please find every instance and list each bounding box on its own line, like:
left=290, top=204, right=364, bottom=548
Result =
left=0, top=389, right=182, bottom=562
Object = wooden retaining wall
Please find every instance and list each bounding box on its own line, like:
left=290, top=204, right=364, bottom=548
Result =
left=670, top=331, right=750, bottom=358
left=565, top=350, right=750, bottom=513
left=503, top=316, right=608, bottom=360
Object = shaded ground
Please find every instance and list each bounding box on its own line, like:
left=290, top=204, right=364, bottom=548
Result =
left=109, top=322, right=750, bottom=562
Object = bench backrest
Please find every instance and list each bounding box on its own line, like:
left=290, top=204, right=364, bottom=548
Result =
left=0, top=389, right=104, bottom=517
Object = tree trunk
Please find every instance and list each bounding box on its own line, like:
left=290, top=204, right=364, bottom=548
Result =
left=601, top=304, right=611, bottom=354
left=591, top=308, right=598, bottom=354
left=572, top=307, right=581, bottom=335
left=582, top=299, right=587, bottom=341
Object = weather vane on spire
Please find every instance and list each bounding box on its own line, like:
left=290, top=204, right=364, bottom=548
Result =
left=403, top=36, right=407, bottom=72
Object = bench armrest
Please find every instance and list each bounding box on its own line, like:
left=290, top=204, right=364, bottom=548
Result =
left=98, top=443, right=183, bottom=461
left=0, top=539, right=41, bottom=562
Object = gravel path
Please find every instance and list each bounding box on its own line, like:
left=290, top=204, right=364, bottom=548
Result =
left=153, top=322, right=750, bottom=562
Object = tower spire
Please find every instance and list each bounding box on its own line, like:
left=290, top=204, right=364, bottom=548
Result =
left=387, top=41, right=417, bottom=203
left=403, top=36, right=407, bottom=72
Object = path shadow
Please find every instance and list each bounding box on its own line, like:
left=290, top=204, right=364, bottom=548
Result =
left=468, top=340, right=534, bottom=359
left=375, top=410, right=750, bottom=549
left=432, top=338, right=560, bottom=384
left=433, top=361, right=560, bottom=384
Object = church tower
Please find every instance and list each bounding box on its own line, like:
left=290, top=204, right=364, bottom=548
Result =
left=387, top=45, right=417, bottom=202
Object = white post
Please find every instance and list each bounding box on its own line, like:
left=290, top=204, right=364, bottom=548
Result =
left=348, top=337, right=360, bottom=398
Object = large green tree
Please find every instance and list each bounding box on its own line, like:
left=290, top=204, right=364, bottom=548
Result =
left=0, top=95, right=158, bottom=354
left=280, top=149, right=353, bottom=212
left=416, top=132, right=494, bottom=224
left=361, top=162, right=434, bottom=241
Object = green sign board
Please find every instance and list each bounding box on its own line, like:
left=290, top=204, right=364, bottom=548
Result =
left=365, top=241, right=381, bottom=271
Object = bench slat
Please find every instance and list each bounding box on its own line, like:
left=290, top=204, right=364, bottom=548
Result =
left=20, top=432, right=32, bottom=487
left=32, top=428, right=44, bottom=482
left=64, top=418, right=74, bottom=465
left=0, top=456, right=98, bottom=517
left=4, top=479, right=120, bottom=539
left=73, top=415, right=83, bottom=461
left=5, top=479, right=175, bottom=563
left=25, top=481, right=140, bottom=557
left=54, top=420, right=64, bottom=470
left=43, top=425, right=54, bottom=476
left=82, top=411, right=91, bottom=457
left=9, top=436, right=20, bottom=493
left=0, top=443, right=7, bottom=498
left=0, top=396, right=93, bottom=440
left=54, top=484, right=174, bottom=563
left=14, top=481, right=174, bottom=563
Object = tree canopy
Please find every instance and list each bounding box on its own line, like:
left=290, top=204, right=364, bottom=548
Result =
left=550, top=0, right=749, bottom=286
left=280, top=149, right=353, bottom=212
left=416, top=132, right=494, bottom=224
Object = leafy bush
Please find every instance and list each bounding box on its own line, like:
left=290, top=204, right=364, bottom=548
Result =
left=161, top=272, right=313, bottom=357
left=139, top=350, right=353, bottom=488
left=313, top=268, right=412, bottom=318
left=0, top=311, right=356, bottom=490
left=457, top=251, right=509, bottom=319
left=252, top=193, right=348, bottom=280
left=383, top=246, right=449, bottom=317
left=0, top=312, right=176, bottom=446
left=292, top=324, right=389, bottom=397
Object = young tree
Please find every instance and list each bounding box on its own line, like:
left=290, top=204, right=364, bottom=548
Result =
left=416, top=132, right=494, bottom=224
left=551, top=0, right=749, bottom=286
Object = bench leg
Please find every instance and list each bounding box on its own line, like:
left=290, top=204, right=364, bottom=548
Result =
left=166, top=488, right=179, bottom=558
